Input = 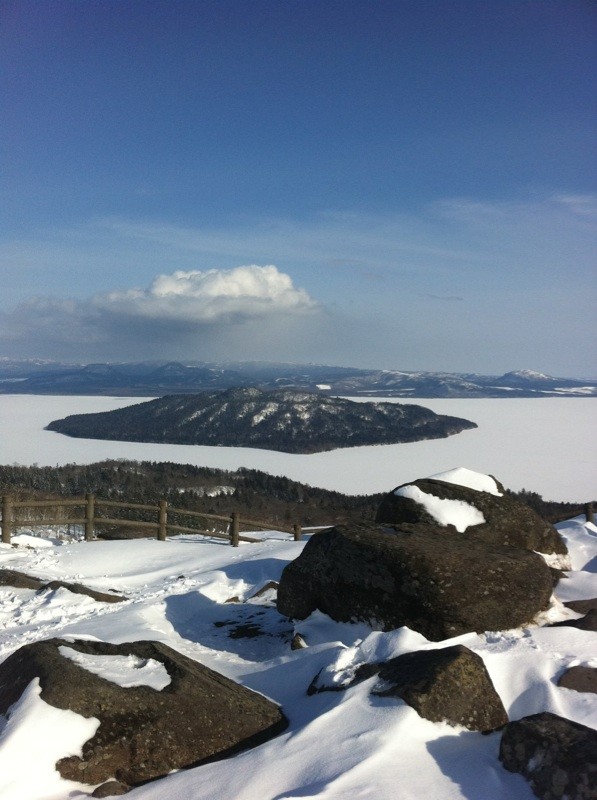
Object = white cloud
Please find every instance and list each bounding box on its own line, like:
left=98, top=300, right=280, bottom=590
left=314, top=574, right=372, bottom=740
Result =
left=551, top=193, right=597, bottom=218
left=93, top=265, right=318, bottom=323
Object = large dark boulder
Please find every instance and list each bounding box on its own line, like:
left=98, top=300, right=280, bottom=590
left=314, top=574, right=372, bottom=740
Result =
left=0, top=638, right=287, bottom=787
left=310, top=644, right=507, bottom=732
left=499, top=712, right=597, bottom=799
left=372, top=644, right=507, bottom=731
left=277, top=523, right=554, bottom=640
left=376, top=475, right=566, bottom=555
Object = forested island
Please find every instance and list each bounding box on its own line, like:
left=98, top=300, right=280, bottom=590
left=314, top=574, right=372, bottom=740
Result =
left=45, top=387, right=477, bottom=454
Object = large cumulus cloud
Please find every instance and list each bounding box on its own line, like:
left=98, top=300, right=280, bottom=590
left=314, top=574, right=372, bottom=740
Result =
left=0, top=265, right=321, bottom=360
left=93, top=265, right=318, bottom=323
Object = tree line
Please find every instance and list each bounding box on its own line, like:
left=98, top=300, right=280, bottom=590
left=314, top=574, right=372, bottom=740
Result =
left=0, top=460, right=383, bottom=529
left=0, top=460, right=587, bottom=530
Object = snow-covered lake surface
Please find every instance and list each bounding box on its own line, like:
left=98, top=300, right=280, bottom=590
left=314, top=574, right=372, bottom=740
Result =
left=0, top=394, right=595, bottom=501
left=0, top=516, right=595, bottom=800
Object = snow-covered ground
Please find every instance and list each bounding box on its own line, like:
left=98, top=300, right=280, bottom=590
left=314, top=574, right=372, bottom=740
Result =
left=0, top=514, right=595, bottom=800
left=1, top=396, right=594, bottom=796
left=0, top=394, right=595, bottom=500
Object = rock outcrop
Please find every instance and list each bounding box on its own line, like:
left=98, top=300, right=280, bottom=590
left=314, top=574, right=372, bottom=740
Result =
left=499, top=712, right=597, bottom=799
left=0, top=569, right=44, bottom=590
left=91, top=781, right=129, bottom=798
left=565, top=597, right=597, bottom=614
left=0, top=638, right=287, bottom=788
left=0, top=569, right=126, bottom=603
left=277, top=522, right=554, bottom=640
left=375, top=470, right=566, bottom=555
left=551, top=609, right=597, bottom=632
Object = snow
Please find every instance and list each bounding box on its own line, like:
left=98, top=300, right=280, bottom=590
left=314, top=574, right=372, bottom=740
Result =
left=58, top=647, right=171, bottom=690
left=251, top=401, right=279, bottom=425
left=508, top=370, right=551, bottom=380
left=0, top=679, right=99, bottom=800
left=0, top=515, right=594, bottom=800
left=394, top=484, right=486, bottom=532
left=10, top=533, right=60, bottom=548
left=553, top=386, right=597, bottom=395
left=429, top=467, right=503, bottom=496
left=0, top=395, right=595, bottom=500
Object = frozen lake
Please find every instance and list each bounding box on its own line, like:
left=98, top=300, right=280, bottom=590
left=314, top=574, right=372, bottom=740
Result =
left=0, top=394, right=594, bottom=501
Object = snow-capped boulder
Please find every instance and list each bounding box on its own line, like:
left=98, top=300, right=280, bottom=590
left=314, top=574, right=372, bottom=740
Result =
left=375, top=468, right=567, bottom=555
left=277, top=522, right=554, bottom=640
left=499, top=712, right=597, bottom=800
left=0, top=638, right=287, bottom=789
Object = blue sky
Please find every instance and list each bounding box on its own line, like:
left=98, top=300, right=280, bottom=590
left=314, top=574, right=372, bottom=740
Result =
left=1, top=0, right=596, bottom=376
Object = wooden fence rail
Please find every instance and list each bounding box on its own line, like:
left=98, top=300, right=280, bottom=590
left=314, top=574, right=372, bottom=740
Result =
left=0, top=494, right=302, bottom=547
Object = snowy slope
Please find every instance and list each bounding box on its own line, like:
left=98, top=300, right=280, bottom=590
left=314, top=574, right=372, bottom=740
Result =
left=0, top=513, right=595, bottom=800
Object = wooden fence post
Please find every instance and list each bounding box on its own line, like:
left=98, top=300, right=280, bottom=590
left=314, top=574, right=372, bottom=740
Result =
left=585, top=503, right=594, bottom=525
left=158, top=500, right=168, bottom=541
left=293, top=523, right=302, bottom=541
left=230, top=512, right=240, bottom=547
left=1, top=495, right=13, bottom=544
left=85, top=493, right=95, bottom=541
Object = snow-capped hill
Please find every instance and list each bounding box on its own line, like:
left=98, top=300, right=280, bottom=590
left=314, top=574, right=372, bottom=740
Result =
left=490, top=370, right=591, bottom=392
left=501, top=369, right=553, bottom=382
left=45, top=387, right=476, bottom=454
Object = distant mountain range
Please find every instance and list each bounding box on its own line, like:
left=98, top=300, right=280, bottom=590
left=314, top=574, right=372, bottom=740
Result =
left=45, top=387, right=477, bottom=454
left=0, top=359, right=595, bottom=398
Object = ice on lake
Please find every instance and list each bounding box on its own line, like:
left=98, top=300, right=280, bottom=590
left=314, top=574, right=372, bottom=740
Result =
left=0, top=394, right=594, bottom=501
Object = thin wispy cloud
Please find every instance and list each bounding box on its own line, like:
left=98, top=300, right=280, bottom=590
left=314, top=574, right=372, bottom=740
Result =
left=96, top=211, right=485, bottom=270
left=425, top=294, right=464, bottom=302
left=551, top=194, right=597, bottom=219
left=99, top=193, right=597, bottom=276
left=4, top=194, right=595, bottom=304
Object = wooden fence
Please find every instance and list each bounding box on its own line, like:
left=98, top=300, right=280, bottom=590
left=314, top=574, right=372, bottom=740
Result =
left=0, top=494, right=302, bottom=547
